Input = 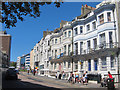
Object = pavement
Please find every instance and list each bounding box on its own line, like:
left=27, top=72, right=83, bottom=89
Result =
left=20, top=72, right=109, bottom=88
left=2, top=71, right=120, bottom=89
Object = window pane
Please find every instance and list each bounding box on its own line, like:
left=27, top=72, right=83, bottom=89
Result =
left=92, top=22, right=96, bottom=30
left=64, top=32, right=67, bottom=37
left=74, top=28, right=78, bottom=35
left=55, top=39, right=57, bottom=44
left=68, top=31, right=71, bottom=37
left=99, top=14, right=104, bottom=24
left=107, top=12, right=111, bottom=22
left=80, top=26, right=83, bottom=34
left=87, top=24, right=90, bottom=31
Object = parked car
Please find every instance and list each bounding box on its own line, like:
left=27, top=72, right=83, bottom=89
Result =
left=5, top=66, right=18, bottom=80
left=15, top=68, right=19, bottom=74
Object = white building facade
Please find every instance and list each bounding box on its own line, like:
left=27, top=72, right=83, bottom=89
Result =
left=72, top=1, right=119, bottom=82
left=25, top=53, right=30, bottom=68
left=31, top=0, right=120, bottom=82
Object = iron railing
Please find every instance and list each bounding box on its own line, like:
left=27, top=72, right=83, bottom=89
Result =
left=79, top=42, right=119, bottom=55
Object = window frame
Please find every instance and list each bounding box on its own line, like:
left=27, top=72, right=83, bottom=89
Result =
left=92, top=21, right=96, bottom=30
left=107, top=12, right=111, bottom=22
left=74, top=27, right=78, bottom=35
left=80, top=26, right=83, bottom=34
left=86, top=24, right=90, bottom=31
left=99, top=14, right=104, bottom=24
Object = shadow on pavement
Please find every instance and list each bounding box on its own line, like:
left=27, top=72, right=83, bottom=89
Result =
left=2, top=78, right=62, bottom=90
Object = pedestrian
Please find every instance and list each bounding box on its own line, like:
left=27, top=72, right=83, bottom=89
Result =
left=81, top=74, right=86, bottom=85
left=107, top=71, right=113, bottom=79
left=75, top=73, right=79, bottom=83
left=55, top=72, right=57, bottom=79
left=70, top=72, right=74, bottom=84
left=33, top=68, right=36, bottom=76
left=27, top=68, right=30, bottom=75
left=62, top=71, right=65, bottom=79
left=84, top=71, right=88, bottom=83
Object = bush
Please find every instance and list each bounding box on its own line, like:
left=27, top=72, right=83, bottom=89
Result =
left=19, top=69, right=27, bottom=72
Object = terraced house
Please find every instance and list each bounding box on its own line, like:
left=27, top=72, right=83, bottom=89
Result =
left=30, top=0, right=120, bottom=82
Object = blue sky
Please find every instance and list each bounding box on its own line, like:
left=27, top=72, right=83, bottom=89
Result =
left=2, top=2, right=100, bottom=62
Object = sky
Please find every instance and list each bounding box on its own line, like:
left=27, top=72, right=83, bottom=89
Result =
left=2, top=2, right=101, bottom=62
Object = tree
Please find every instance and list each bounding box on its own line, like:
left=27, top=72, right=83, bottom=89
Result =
left=1, top=1, right=63, bottom=29
left=10, top=61, right=17, bottom=68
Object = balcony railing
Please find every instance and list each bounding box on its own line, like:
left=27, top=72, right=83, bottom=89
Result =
left=79, top=42, right=118, bottom=55
left=49, top=53, right=64, bottom=61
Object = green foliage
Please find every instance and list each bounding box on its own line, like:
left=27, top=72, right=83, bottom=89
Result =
left=10, top=62, right=17, bottom=68
left=19, top=69, right=27, bottom=72
left=2, top=1, right=63, bottom=29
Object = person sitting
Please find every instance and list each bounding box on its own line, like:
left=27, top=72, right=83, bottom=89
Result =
left=100, top=77, right=107, bottom=87
left=75, top=74, right=79, bottom=83
left=81, top=74, right=87, bottom=85
left=107, top=71, right=113, bottom=79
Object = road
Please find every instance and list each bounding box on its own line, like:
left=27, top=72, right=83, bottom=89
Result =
left=2, top=72, right=119, bottom=90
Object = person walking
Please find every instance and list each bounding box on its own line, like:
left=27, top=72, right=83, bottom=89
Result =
left=33, top=67, right=36, bottom=76
left=62, top=71, right=65, bottom=79
left=81, top=74, right=86, bottom=85
left=84, top=71, right=88, bottom=83
left=27, top=68, right=30, bottom=75
left=55, top=72, right=57, bottom=79
left=70, top=72, right=74, bottom=84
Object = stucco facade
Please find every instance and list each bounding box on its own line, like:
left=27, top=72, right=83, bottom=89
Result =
left=30, top=0, right=120, bottom=82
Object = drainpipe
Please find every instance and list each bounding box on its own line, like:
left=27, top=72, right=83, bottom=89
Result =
left=71, top=26, right=74, bottom=73
left=117, top=51, right=120, bottom=82
left=112, top=8, right=117, bottom=44
left=115, top=1, right=120, bottom=82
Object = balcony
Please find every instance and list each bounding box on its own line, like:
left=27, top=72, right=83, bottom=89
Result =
left=73, top=42, right=119, bottom=61
left=81, top=42, right=119, bottom=55
left=49, top=53, right=64, bottom=61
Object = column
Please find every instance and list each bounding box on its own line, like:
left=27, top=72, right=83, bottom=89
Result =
left=112, top=31, right=116, bottom=45
left=91, top=39, right=94, bottom=49
left=53, top=63, right=55, bottom=71
left=83, top=61, right=86, bottom=72
left=78, top=41, right=80, bottom=54
left=106, top=57, right=111, bottom=71
left=85, top=61, right=88, bottom=71
left=57, top=63, right=59, bottom=71
left=91, top=59, right=94, bottom=72
left=104, top=11, right=107, bottom=22
left=97, top=35, right=100, bottom=48
left=105, top=31, right=109, bottom=48
left=66, top=61, right=68, bottom=70
left=49, top=62, right=51, bottom=71
left=98, top=58, right=102, bottom=72
left=78, top=61, right=81, bottom=72
left=66, top=44, right=68, bottom=55
left=73, top=62, right=75, bottom=72
left=71, top=61, right=72, bottom=72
